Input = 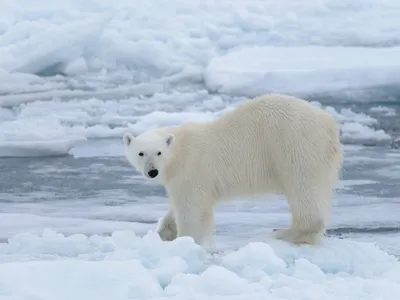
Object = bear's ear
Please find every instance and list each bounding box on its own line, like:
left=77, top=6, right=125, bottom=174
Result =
left=123, top=132, right=135, bottom=146
left=166, top=134, right=174, bottom=147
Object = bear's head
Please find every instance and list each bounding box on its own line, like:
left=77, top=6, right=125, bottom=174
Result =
left=123, top=131, right=174, bottom=183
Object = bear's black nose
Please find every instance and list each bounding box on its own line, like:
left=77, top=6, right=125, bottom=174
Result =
left=148, top=169, right=159, bottom=178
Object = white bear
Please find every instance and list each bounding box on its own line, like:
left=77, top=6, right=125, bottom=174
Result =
left=123, top=93, right=343, bottom=246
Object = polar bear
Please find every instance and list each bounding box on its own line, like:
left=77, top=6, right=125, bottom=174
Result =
left=123, top=93, right=342, bottom=246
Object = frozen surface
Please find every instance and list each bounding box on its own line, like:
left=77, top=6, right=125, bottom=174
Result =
left=1, top=143, right=399, bottom=248
left=1, top=0, right=400, bottom=155
left=1, top=1, right=400, bottom=299
left=0, top=230, right=399, bottom=300
left=1, top=140, right=399, bottom=299
left=370, top=106, right=397, bottom=116
left=1, top=0, right=400, bottom=77
left=0, top=139, right=85, bottom=157
left=204, top=46, right=400, bottom=96
left=1, top=129, right=399, bottom=300
left=0, top=93, right=394, bottom=157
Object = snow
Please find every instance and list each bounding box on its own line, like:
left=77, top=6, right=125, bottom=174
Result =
left=0, top=139, right=83, bottom=157
left=369, top=106, right=397, bottom=116
left=1, top=0, right=400, bottom=76
left=341, top=232, right=400, bottom=257
left=0, top=93, right=392, bottom=157
left=1, top=2, right=399, bottom=298
left=0, top=230, right=399, bottom=300
left=1, top=141, right=399, bottom=300
left=204, top=46, right=400, bottom=96
left=1, top=0, right=400, bottom=156
left=0, top=213, right=153, bottom=242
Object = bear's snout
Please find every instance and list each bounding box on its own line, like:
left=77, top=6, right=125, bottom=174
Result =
left=148, top=169, right=159, bottom=178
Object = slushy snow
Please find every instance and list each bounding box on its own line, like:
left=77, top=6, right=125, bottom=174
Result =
left=1, top=0, right=399, bottom=156
left=0, top=230, right=399, bottom=300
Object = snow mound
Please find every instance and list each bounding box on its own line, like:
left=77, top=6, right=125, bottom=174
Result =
left=204, top=46, right=400, bottom=97
left=0, top=229, right=399, bottom=300
left=1, top=0, right=399, bottom=78
left=0, top=117, right=86, bottom=157
left=0, top=139, right=84, bottom=157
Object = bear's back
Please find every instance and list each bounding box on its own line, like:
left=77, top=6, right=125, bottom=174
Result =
left=165, top=94, right=340, bottom=198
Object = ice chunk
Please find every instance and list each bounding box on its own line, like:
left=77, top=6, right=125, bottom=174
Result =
left=204, top=46, right=400, bottom=97
left=0, top=230, right=399, bottom=299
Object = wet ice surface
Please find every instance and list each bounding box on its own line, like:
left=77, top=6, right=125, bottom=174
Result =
left=1, top=138, right=400, bottom=300
left=1, top=141, right=399, bottom=256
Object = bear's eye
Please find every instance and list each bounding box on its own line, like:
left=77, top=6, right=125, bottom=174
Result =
left=157, top=152, right=162, bottom=156
left=138, top=152, right=144, bottom=157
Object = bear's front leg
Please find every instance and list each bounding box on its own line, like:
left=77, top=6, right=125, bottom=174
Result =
left=174, top=202, right=215, bottom=246
left=156, top=208, right=177, bottom=241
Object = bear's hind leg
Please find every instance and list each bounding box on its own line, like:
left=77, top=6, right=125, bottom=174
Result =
left=275, top=183, right=333, bottom=245
left=273, top=220, right=325, bottom=245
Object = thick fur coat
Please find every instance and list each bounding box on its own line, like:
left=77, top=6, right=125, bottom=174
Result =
left=123, top=93, right=343, bottom=245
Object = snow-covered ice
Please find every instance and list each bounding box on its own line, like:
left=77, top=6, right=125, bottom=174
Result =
left=204, top=46, right=400, bottom=97
left=0, top=230, right=399, bottom=300
left=369, top=106, right=397, bottom=117
left=1, top=0, right=400, bottom=76
left=1, top=1, right=400, bottom=299
left=1, top=146, right=400, bottom=300
left=1, top=0, right=400, bottom=156
left=0, top=93, right=394, bottom=157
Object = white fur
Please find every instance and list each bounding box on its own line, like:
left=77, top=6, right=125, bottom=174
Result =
left=123, top=93, right=343, bottom=246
